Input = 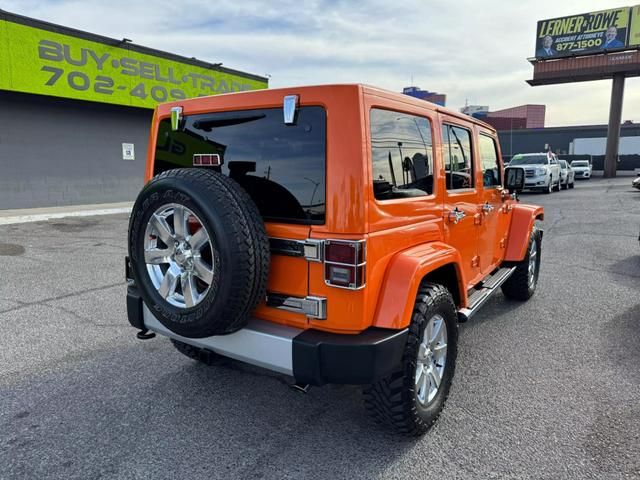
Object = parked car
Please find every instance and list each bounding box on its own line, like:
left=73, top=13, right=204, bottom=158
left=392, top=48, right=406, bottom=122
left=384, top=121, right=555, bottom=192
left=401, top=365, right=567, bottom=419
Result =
left=558, top=159, right=575, bottom=189
left=125, top=84, right=544, bottom=436
left=632, top=174, right=640, bottom=190
left=509, top=152, right=561, bottom=193
left=570, top=160, right=592, bottom=179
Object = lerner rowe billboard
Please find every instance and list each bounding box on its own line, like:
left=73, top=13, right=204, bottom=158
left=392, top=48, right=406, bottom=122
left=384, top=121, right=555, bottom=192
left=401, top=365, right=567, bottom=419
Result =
left=0, top=14, right=268, bottom=108
left=535, top=6, right=639, bottom=59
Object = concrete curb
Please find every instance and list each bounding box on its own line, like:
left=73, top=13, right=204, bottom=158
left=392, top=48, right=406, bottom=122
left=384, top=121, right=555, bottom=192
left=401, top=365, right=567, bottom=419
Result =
left=0, top=202, right=133, bottom=225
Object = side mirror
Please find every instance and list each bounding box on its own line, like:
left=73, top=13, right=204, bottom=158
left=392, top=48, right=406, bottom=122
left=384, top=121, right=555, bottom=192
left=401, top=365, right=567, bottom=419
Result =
left=504, top=166, right=525, bottom=193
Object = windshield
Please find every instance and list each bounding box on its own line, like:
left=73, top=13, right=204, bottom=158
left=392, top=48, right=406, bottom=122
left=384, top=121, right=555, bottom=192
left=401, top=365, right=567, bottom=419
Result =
left=572, top=161, right=589, bottom=167
left=510, top=155, right=547, bottom=165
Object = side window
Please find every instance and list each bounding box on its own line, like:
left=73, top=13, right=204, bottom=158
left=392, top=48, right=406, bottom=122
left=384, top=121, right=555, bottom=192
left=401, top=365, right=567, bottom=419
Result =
left=478, top=134, right=501, bottom=188
left=443, top=125, right=474, bottom=190
left=370, top=108, right=434, bottom=200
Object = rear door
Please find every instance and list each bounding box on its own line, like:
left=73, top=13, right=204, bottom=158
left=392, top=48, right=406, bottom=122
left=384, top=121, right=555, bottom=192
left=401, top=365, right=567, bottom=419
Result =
left=154, top=105, right=327, bottom=327
left=440, top=118, right=482, bottom=288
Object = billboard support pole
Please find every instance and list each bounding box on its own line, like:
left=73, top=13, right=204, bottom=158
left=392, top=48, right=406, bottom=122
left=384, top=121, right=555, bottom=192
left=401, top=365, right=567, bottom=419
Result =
left=604, top=73, right=625, bottom=178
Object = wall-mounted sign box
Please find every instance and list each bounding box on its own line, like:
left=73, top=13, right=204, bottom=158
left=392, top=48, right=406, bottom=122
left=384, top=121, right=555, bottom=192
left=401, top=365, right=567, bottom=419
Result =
left=0, top=11, right=268, bottom=108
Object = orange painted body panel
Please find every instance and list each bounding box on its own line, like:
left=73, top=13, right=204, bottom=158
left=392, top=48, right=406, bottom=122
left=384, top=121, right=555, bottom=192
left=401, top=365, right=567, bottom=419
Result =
left=263, top=223, right=310, bottom=298
left=504, top=204, right=544, bottom=262
left=253, top=303, right=309, bottom=330
left=373, top=242, right=464, bottom=329
left=363, top=220, right=443, bottom=328
left=308, top=259, right=367, bottom=333
left=249, top=201, right=311, bottom=329
left=439, top=113, right=483, bottom=288
left=145, top=84, right=543, bottom=334
left=150, top=85, right=368, bottom=234
left=475, top=125, right=511, bottom=276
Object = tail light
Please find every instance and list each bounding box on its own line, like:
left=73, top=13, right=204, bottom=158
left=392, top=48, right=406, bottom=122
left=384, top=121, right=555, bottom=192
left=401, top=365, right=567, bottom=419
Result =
left=324, top=240, right=366, bottom=289
left=193, top=153, right=221, bottom=166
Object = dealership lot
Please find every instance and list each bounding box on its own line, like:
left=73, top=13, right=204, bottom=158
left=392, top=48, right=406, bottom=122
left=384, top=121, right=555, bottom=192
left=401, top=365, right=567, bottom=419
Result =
left=0, top=177, right=638, bottom=479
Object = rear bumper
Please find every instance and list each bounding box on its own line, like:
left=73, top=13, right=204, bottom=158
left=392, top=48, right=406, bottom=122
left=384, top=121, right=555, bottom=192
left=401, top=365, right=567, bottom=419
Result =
left=126, top=287, right=407, bottom=386
left=292, top=327, right=408, bottom=386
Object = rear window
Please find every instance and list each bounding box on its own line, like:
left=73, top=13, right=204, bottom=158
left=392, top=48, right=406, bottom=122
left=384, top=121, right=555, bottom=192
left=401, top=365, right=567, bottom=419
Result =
left=155, top=106, right=326, bottom=224
left=370, top=108, right=434, bottom=200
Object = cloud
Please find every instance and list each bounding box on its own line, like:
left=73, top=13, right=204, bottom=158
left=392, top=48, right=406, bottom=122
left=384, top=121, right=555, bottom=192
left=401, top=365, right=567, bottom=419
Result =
left=2, top=0, right=639, bottom=126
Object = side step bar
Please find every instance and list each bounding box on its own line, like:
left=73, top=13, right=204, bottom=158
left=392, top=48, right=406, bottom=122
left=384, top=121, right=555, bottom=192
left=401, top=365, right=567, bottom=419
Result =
left=457, top=266, right=516, bottom=322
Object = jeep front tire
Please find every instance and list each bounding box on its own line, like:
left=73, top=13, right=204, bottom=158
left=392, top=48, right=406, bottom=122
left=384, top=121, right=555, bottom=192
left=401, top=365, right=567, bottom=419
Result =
left=501, top=227, right=542, bottom=301
left=363, top=283, right=458, bottom=436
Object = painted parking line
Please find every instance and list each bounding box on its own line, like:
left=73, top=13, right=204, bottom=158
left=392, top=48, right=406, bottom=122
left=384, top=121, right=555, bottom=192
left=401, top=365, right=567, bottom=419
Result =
left=0, top=207, right=132, bottom=225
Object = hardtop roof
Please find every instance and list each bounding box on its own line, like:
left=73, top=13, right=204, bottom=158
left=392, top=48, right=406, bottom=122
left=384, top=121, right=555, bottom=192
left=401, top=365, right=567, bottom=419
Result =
left=170, top=83, right=497, bottom=133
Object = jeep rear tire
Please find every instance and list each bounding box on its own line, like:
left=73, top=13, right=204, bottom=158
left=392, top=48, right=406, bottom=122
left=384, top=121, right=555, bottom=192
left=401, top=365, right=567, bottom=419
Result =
left=501, top=227, right=542, bottom=301
left=128, top=168, right=269, bottom=338
left=363, top=283, right=458, bottom=436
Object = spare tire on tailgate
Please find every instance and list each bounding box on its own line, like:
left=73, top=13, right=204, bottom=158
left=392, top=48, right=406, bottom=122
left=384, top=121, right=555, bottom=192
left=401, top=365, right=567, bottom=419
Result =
left=128, top=168, right=269, bottom=338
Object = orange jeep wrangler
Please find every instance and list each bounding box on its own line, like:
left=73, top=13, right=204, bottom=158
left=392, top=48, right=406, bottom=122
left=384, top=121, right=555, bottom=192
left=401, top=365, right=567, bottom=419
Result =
left=126, top=84, right=543, bottom=435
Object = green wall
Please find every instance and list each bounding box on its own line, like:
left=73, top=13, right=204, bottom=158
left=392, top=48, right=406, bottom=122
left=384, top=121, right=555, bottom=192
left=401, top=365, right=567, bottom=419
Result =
left=0, top=18, right=267, bottom=108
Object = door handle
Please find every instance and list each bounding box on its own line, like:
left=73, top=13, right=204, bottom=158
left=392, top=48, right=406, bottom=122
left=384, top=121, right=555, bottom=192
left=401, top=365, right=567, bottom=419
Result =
left=482, top=202, right=494, bottom=213
left=449, top=207, right=466, bottom=224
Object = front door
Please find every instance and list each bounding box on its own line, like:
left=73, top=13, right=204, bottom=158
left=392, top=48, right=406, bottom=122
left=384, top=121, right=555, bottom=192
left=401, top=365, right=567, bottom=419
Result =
left=441, top=120, right=482, bottom=288
left=477, top=131, right=510, bottom=275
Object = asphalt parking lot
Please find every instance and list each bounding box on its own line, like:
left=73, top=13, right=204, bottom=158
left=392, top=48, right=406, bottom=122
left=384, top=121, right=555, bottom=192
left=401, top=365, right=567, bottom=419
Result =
left=1, top=177, right=639, bottom=479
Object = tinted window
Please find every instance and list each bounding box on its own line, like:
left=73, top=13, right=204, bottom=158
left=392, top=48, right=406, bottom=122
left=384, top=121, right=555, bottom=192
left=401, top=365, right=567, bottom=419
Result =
left=479, top=134, right=501, bottom=188
left=443, top=125, right=474, bottom=190
left=510, top=155, right=547, bottom=165
left=370, top=109, right=434, bottom=200
left=155, top=107, right=326, bottom=224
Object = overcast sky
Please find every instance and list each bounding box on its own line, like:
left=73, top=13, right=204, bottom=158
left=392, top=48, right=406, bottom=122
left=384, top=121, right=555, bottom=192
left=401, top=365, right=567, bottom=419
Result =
left=3, top=0, right=638, bottom=126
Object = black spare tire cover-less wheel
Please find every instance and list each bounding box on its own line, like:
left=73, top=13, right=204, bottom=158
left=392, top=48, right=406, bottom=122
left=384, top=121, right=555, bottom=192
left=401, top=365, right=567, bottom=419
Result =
left=128, top=168, right=269, bottom=338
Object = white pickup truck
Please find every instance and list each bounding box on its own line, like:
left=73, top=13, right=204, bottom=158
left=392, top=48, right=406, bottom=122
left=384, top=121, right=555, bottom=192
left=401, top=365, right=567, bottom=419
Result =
left=508, top=153, right=561, bottom=194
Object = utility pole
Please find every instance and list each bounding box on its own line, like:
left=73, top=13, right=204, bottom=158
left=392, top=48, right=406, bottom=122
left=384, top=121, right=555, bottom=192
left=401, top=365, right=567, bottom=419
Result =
left=509, top=117, right=513, bottom=157
left=604, top=73, right=625, bottom=178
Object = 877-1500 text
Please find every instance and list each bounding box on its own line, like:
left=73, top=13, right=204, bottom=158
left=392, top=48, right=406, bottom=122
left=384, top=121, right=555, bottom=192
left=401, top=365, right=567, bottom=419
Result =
left=41, top=66, right=193, bottom=102
left=556, top=38, right=603, bottom=51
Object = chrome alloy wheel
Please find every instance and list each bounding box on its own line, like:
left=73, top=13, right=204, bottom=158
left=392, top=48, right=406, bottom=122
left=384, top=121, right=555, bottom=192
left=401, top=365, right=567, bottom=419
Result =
left=528, top=239, right=538, bottom=288
left=415, top=314, right=448, bottom=406
left=144, top=204, right=214, bottom=309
